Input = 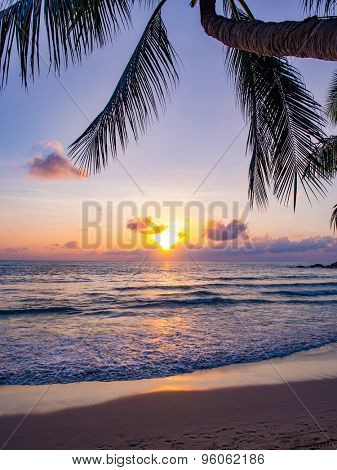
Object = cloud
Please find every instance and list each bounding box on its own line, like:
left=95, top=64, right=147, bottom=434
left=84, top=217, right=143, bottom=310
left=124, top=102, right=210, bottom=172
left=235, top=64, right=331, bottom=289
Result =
left=205, top=219, right=248, bottom=241
left=63, top=241, right=80, bottom=249
left=184, top=234, right=337, bottom=262
left=26, top=141, right=85, bottom=180
left=127, top=216, right=167, bottom=234
left=248, top=235, right=337, bottom=255
left=46, top=243, right=60, bottom=251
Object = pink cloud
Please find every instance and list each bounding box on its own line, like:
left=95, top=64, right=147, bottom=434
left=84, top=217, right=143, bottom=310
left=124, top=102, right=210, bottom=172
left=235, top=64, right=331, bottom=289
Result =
left=63, top=241, right=80, bottom=249
left=27, top=141, right=85, bottom=180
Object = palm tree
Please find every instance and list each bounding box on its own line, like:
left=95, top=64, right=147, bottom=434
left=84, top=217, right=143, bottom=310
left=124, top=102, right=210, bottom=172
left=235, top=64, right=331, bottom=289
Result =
left=308, top=71, right=337, bottom=229
left=1, top=0, right=337, bottom=222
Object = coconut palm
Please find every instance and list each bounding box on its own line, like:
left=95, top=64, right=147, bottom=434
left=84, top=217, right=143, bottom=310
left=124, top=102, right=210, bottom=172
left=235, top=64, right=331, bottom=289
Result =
left=1, top=0, right=337, bottom=221
left=308, top=72, right=337, bottom=229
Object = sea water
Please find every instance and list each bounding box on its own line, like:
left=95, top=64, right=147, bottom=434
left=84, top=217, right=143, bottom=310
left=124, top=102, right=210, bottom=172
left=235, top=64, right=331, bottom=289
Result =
left=0, top=261, right=336, bottom=385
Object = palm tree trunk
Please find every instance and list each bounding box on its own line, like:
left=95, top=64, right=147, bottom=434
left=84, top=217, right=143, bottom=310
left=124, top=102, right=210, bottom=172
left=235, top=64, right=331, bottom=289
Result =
left=200, top=0, right=337, bottom=61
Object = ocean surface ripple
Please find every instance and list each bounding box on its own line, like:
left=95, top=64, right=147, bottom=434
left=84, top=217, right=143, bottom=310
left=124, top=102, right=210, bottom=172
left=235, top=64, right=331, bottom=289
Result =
left=0, top=261, right=336, bottom=385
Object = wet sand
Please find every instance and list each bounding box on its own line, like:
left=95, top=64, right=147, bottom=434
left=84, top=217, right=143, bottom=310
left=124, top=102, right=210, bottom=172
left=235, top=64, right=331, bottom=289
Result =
left=1, top=379, right=337, bottom=450
left=1, top=345, right=337, bottom=450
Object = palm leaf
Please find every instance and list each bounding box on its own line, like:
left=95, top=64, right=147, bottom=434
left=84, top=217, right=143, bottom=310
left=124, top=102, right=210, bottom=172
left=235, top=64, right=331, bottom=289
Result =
left=327, top=71, right=337, bottom=125
left=68, top=0, right=179, bottom=174
left=223, top=1, right=233, bottom=17
left=270, top=58, right=326, bottom=207
left=306, top=135, right=337, bottom=179
left=302, top=0, right=337, bottom=15
left=0, top=0, right=135, bottom=87
left=331, top=204, right=337, bottom=231
left=306, top=72, right=337, bottom=181
left=223, top=0, right=239, bottom=18
left=222, top=0, right=254, bottom=19
left=226, top=45, right=326, bottom=209
left=226, top=47, right=272, bottom=208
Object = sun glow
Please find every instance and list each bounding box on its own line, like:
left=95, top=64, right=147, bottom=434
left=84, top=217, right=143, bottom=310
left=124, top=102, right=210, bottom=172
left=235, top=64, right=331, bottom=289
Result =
left=151, top=223, right=182, bottom=251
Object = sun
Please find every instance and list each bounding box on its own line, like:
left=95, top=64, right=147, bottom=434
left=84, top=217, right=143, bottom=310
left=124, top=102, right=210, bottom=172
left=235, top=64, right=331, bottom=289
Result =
left=152, top=224, right=182, bottom=251
left=157, top=228, right=177, bottom=251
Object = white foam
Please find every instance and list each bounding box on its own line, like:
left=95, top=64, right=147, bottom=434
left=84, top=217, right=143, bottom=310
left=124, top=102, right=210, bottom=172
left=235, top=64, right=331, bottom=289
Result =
left=1, top=343, right=337, bottom=416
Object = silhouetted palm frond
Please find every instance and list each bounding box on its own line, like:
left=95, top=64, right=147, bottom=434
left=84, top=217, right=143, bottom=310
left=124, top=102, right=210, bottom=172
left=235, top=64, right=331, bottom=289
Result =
left=307, top=135, right=337, bottom=179
left=331, top=204, right=337, bottom=231
left=327, top=71, right=337, bottom=124
left=302, top=0, right=337, bottom=15
left=0, top=0, right=135, bottom=87
left=226, top=46, right=326, bottom=209
left=223, top=1, right=236, bottom=17
left=226, top=47, right=271, bottom=208
left=306, top=70, right=337, bottom=184
left=68, top=0, right=178, bottom=174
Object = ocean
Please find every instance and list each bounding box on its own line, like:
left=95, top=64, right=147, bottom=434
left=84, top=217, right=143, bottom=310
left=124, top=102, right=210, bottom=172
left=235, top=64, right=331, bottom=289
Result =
left=0, top=260, right=336, bottom=385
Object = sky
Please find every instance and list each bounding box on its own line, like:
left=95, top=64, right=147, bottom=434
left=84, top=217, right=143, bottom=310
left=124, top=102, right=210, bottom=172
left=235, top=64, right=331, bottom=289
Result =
left=0, top=0, right=337, bottom=262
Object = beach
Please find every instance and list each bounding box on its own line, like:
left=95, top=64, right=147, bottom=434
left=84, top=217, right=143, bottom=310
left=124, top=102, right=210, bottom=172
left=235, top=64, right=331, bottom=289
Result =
left=1, top=344, right=337, bottom=450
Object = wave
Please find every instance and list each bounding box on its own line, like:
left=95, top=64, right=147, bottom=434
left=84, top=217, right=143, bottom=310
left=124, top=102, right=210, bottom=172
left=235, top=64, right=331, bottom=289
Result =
left=203, top=274, right=332, bottom=282
left=123, top=296, right=337, bottom=310
left=264, top=289, right=337, bottom=297
left=1, top=261, right=337, bottom=386
left=2, top=294, right=337, bottom=316
left=112, top=280, right=337, bottom=293
left=260, top=281, right=337, bottom=288
left=0, top=278, right=92, bottom=284
left=2, top=338, right=337, bottom=386
left=0, top=306, right=81, bottom=316
left=114, top=284, right=195, bottom=292
left=82, top=310, right=144, bottom=318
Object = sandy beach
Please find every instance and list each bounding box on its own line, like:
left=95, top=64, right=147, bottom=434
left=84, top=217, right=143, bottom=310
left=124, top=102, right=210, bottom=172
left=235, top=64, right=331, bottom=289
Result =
left=1, top=345, right=337, bottom=450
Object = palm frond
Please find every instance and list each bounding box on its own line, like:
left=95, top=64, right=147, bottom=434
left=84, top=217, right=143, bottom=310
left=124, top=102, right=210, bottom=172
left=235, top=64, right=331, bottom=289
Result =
left=271, top=58, right=326, bottom=208
left=222, top=0, right=254, bottom=19
left=68, top=0, right=179, bottom=175
left=223, top=0, right=238, bottom=18
left=331, top=204, right=337, bottom=231
left=305, top=71, right=337, bottom=180
left=223, top=1, right=231, bottom=17
left=306, top=135, right=337, bottom=178
left=0, top=0, right=135, bottom=87
left=302, top=0, right=337, bottom=15
left=226, top=44, right=326, bottom=210
left=226, top=46, right=272, bottom=208
left=327, top=71, right=337, bottom=124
